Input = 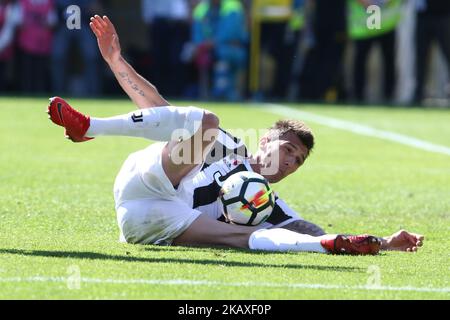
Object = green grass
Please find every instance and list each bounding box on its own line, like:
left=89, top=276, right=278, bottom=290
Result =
left=0, top=97, right=449, bottom=299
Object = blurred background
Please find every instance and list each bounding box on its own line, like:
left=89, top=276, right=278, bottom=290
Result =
left=0, top=0, right=449, bottom=107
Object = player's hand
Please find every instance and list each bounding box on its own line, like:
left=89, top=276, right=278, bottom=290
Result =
left=381, top=230, right=424, bottom=252
left=89, top=15, right=121, bottom=65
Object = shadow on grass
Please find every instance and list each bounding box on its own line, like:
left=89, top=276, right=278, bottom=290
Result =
left=0, top=248, right=363, bottom=273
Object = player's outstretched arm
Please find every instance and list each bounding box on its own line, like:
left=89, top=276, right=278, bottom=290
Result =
left=281, top=219, right=326, bottom=236
left=89, top=15, right=169, bottom=109
left=380, top=230, right=424, bottom=252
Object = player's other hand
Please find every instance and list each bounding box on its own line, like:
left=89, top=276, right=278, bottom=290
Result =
left=89, top=15, right=121, bottom=65
left=382, top=230, right=424, bottom=252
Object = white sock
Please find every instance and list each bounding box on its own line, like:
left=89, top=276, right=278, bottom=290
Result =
left=248, top=228, right=328, bottom=253
left=86, top=106, right=204, bottom=142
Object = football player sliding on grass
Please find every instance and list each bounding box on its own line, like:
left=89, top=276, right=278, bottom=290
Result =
left=47, top=15, right=424, bottom=255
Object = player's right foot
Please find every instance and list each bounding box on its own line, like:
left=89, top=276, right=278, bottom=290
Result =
left=321, top=234, right=381, bottom=255
left=47, top=97, right=93, bottom=142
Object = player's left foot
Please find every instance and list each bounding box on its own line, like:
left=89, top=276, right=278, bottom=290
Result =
left=321, top=234, right=381, bottom=255
left=47, top=97, right=93, bottom=142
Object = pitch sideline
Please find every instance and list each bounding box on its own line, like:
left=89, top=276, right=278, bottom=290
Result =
left=0, top=276, right=449, bottom=294
left=259, top=103, right=450, bottom=156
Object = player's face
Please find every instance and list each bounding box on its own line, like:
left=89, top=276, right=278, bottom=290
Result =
left=259, top=131, right=309, bottom=183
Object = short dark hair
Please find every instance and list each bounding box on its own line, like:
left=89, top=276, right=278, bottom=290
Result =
left=267, top=119, right=315, bottom=156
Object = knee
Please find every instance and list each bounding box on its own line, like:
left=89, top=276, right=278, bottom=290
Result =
left=120, top=219, right=147, bottom=244
left=122, top=232, right=138, bottom=244
left=202, top=111, right=220, bottom=131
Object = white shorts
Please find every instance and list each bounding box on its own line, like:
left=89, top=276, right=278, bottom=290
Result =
left=114, top=142, right=202, bottom=245
left=116, top=198, right=202, bottom=245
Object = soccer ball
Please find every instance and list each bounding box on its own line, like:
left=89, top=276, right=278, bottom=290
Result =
left=219, top=171, right=275, bottom=226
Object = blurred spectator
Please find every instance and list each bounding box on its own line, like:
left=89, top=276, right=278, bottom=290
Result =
left=414, top=0, right=450, bottom=104
left=299, top=0, right=347, bottom=102
left=141, top=0, right=190, bottom=98
left=259, top=0, right=291, bottom=100
left=192, top=0, right=248, bottom=101
left=0, top=0, right=20, bottom=92
left=51, top=0, right=101, bottom=97
left=17, top=0, right=56, bottom=94
left=349, top=0, right=403, bottom=103
left=286, top=0, right=312, bottom=100
left=395, top=0, right=415, bottom=104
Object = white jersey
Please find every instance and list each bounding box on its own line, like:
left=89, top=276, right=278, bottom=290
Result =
left=184, top=128, right=301, bottom=228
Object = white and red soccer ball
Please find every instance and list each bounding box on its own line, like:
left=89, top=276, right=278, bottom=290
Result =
left=220, top=171, right=275, bottom=226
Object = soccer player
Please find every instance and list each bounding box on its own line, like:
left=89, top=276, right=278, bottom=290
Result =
left=47, top=15, right=424, bottom=255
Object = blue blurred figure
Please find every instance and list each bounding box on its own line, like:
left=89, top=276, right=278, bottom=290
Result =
left=192, top=0, right=248, bottom=101
left=51, top=0, right=101, bottom=97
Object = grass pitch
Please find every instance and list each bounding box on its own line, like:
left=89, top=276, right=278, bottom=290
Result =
left=0, top=97, right=449, bottom=300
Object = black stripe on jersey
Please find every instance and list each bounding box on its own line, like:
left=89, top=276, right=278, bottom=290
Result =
left=219, top=127, right=239, bottom=143
left=193, top=164, right=248, bottom=208
left=192, top=176, right=222, bottom=209
left=201, top=162, right=210, bottom=171
left=265, top=200, right=292, bottom=225
left=220, top=127, right=248, bottom=158
left=203, top=128, right=248, bottom=167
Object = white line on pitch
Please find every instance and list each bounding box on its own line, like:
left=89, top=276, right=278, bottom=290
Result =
left=0, top=276, right=449, bottom=294
left=260, top=104, right=450, bottom=156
